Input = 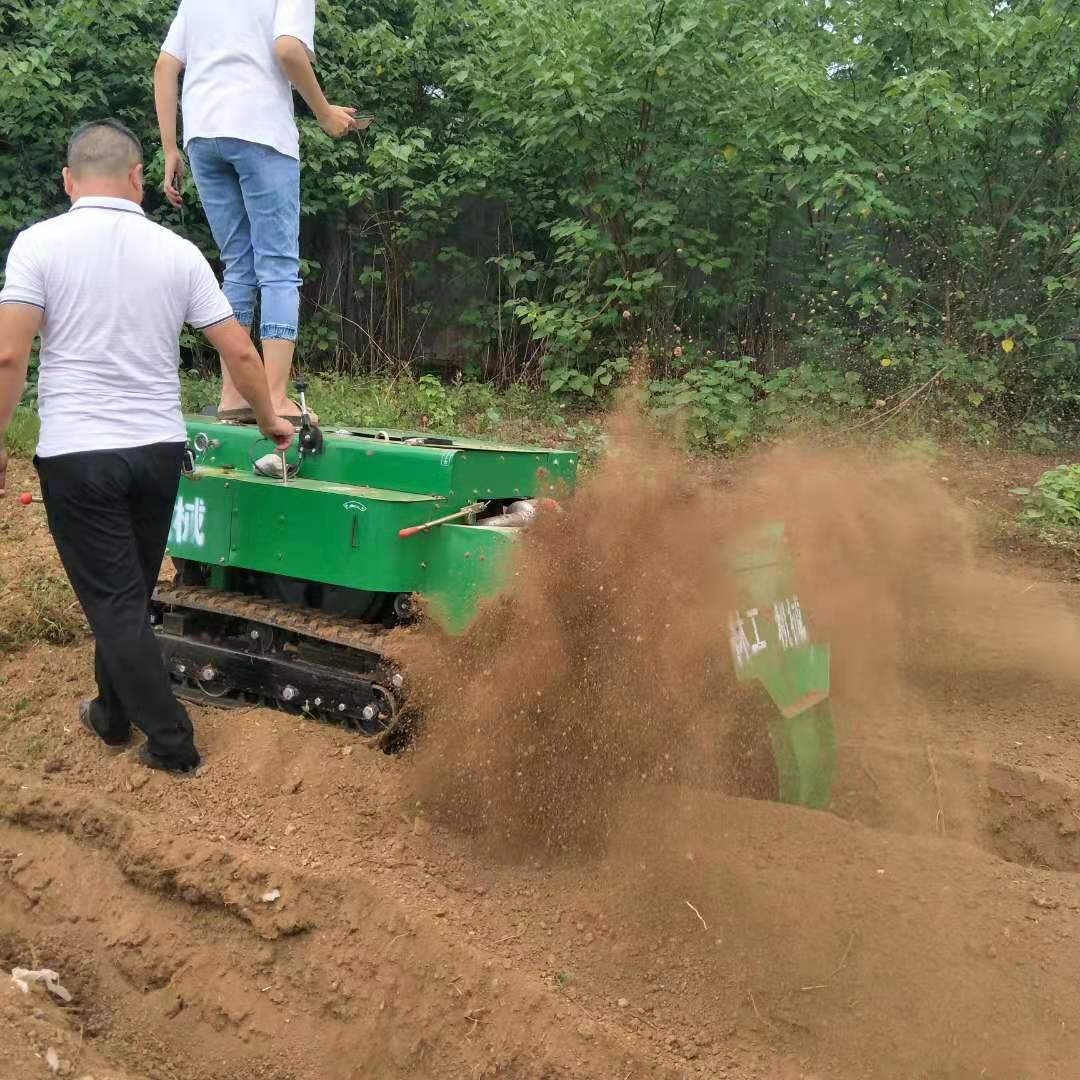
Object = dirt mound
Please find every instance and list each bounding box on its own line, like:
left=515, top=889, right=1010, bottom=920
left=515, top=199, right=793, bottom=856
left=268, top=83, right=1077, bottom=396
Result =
left=7, top=739, right=1080, bottom=1080
left=5, top=425, right=1080, bottom=1078
left=397, top=397, right=1080, bottom=1074
left=604, top=785, right=1080, bottom=1080
left=0, top=727, right=694, bottom=1080
left=404, top=398, right=1080, bottom=837
left=1, top=968, right=144, bottom=1080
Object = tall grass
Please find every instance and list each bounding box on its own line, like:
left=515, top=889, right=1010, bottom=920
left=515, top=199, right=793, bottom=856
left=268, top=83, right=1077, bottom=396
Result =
left=6, top=376, right=606, bottom=465
left=4, top=408, right=38, bottom=458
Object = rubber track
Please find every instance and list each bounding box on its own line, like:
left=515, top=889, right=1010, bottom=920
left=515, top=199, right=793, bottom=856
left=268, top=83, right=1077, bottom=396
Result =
left=153, top=585, right=395, bottom=658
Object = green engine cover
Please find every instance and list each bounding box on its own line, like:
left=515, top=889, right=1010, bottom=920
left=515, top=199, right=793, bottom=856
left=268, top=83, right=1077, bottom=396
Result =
left=167, top=419, right=577, bottom=631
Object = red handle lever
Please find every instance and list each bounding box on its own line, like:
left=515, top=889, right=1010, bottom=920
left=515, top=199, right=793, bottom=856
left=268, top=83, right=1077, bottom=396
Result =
left=398, top=501, right=486, bottom=539
left=18, top=492, right=42, bottom=505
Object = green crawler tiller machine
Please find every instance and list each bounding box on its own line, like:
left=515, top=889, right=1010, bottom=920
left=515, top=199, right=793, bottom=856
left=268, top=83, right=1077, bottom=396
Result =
left=151, top=386, right=836, bottom=808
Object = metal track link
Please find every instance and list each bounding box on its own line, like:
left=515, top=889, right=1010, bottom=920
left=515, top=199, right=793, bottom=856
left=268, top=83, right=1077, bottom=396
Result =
left=152, top=584, right=411, bottom=746
left=153, top=584, right=395, bottom=657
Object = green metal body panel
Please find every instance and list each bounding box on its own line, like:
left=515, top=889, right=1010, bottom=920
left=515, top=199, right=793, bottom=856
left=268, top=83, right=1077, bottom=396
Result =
left=167, top=417, right=575, bottom=623
left=728, top=524, right=837, bottom=809
left=422, top=524, right=516, bottom=634
left=187, top=421, right=577, bottom=504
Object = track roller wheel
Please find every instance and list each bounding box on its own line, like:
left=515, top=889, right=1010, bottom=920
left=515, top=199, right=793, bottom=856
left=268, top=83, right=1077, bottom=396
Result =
left=245, top=621, right=278, bottom=655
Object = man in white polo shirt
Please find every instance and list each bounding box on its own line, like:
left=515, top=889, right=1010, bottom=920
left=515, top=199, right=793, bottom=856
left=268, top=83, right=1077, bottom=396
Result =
left=154, top=0, right=370, bottom=423
left=0, top=120, right=295, bottom=775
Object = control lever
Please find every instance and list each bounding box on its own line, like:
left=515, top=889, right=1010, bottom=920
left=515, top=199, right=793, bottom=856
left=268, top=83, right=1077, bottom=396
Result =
left=294, top=378, right=323, bottom=457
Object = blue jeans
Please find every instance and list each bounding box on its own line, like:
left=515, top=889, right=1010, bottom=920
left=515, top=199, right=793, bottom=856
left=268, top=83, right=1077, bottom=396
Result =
left=187, top=137, right=301, bottom=342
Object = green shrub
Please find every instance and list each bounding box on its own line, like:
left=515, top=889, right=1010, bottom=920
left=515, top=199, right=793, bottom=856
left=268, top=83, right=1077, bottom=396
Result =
left=7, top=0, right=1080, bottom=439
left=1013, top=465, right=1080, bottom=528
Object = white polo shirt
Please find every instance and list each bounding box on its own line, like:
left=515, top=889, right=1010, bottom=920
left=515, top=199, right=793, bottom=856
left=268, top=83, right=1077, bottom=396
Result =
left=161, top=0, right=317, bottom=161
left=0, top=196, right=234, bottom=458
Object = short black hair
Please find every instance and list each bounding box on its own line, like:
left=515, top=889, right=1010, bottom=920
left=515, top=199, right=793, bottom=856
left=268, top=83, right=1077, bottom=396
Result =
left=67, top=119, right=143, bottom=177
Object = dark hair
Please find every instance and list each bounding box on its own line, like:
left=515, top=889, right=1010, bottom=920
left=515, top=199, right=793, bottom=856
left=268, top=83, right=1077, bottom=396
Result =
left=67, top=119, right=143, bottom=176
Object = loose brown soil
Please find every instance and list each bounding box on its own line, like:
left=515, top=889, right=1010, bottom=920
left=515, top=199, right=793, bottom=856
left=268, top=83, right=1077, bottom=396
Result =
left=2, top=430, right=1080, bottom=1080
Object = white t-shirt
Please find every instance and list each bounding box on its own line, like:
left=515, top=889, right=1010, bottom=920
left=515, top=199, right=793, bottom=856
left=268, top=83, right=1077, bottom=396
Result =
left=0, top=196, right=234, bottom=458
left=161, top=0, right=316, bottom=161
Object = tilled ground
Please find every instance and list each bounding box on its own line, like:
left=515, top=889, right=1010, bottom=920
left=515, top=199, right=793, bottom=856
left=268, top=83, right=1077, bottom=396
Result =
left=3, top=446, right=1080, bottom=1080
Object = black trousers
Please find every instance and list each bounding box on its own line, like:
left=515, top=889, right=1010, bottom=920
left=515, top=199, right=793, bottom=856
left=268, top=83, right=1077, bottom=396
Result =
left=36, top=442, right=198, bottom=767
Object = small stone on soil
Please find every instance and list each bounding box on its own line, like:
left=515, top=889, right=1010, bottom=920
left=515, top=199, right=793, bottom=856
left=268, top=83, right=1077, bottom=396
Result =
left=1032, top=895, right=1060, bottom=910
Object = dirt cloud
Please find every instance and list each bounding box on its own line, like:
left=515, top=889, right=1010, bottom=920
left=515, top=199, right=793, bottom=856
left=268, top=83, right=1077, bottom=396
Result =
left=401, top=395, right=1080, bottom=855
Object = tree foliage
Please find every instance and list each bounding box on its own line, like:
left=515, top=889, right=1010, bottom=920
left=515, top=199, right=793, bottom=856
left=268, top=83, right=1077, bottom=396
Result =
left=4, top=0, right=1080, bottom=443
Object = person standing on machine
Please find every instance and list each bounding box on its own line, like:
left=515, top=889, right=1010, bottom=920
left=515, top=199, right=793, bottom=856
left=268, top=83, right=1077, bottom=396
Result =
left=0, top=120, right=295, bottom=774
left=154, top=0, right=371, bottom=423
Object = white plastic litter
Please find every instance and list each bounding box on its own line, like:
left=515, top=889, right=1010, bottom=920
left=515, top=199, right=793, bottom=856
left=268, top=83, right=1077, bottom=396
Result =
left=253, top=452, right=284, bottom=477
left=261, top=888, right=282, bottom=903
left=10, top=968, right=72, bottom=1003
left=253, top=453, right=297, bottom=480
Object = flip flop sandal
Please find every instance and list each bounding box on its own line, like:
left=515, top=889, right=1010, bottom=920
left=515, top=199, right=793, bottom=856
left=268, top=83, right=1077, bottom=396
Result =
left=218, top=407, right=256, bottom=422
left=280, top=399, right=319, bottom=424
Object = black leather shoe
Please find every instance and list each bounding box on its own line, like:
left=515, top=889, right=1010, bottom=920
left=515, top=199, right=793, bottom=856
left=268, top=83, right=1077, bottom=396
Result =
left=78, top=700, right=132, bottom=748
left=135, top=743, right=199, bottom=776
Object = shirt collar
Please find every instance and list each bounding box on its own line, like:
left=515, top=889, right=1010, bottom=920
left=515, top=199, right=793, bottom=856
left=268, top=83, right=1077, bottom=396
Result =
left=70, top=196, right=146, bottom=216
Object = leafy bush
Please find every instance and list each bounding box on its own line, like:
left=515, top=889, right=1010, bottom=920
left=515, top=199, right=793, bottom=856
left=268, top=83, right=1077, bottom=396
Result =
left=1013, top=465, right=1080, bottom=528
left=7, top=0, right=1080, bottom=441
left=648, top=357, right=866, bottom=448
